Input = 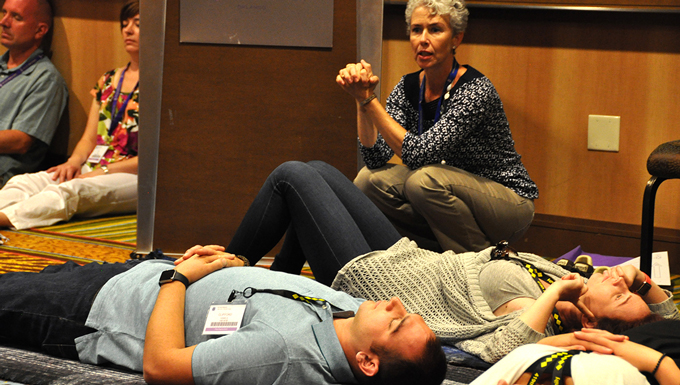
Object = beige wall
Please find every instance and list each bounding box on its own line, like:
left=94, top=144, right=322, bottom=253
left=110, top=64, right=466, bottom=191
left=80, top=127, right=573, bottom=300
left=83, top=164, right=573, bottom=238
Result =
left=381, top=6, right=680, bottom=231
left=1, top=0, right=128, bottom=155
left=4, top=1, right=678, bottom=234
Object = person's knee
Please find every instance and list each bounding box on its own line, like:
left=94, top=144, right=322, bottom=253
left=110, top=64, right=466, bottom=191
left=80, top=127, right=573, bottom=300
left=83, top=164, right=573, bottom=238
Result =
left=403, top=168, right=439, bottom=206
left=306, top=160, right=329, bottom=169
left=354, top=167, right=391, bottom=197
left=353, top=166, right=373, bottom=192
left=271, top=161, right=308, bottom=179
left=269, top=161, right=325, bottom=190
left=306, top=160, right=337, bottom=178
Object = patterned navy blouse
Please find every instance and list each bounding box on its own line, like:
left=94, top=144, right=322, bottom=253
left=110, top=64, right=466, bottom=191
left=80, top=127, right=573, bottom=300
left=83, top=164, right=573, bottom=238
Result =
left=359, top=66, right=539, bottom=200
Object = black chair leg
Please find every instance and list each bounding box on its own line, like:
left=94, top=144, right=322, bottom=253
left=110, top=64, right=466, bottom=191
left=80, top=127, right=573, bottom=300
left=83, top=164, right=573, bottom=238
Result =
left=640, top=176, right=666, bottom=276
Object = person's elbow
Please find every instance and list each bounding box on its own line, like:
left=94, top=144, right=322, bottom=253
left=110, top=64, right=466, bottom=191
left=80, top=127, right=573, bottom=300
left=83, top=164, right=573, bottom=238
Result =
left=142, top=353, right=169, bottom=384
left=143, top=359, right=172, bottom=384
left=6, top=134, right=35, bottom=154
left=143, top=364, right=164, bottom=384
left=143, top=349, right=195, bottom=385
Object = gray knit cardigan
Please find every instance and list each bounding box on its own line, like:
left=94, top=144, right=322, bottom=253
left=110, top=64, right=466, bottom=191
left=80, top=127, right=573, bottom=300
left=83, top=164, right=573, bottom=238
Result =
left=331, top=238, right=679, bottom=363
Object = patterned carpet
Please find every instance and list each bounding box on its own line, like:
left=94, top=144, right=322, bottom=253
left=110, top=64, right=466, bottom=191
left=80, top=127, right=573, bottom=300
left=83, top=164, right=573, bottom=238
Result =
left=0, top=215, right=136, bottom=274
left=0, top=214, right=316, bottom=277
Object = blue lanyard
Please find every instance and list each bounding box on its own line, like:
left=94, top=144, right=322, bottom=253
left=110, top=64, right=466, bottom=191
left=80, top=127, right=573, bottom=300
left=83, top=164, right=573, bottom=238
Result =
left=0, top=54, right=44, bottom=89
left=108, top=65, right=139, bottom=137
left=417, top=59, right=459, bottom=135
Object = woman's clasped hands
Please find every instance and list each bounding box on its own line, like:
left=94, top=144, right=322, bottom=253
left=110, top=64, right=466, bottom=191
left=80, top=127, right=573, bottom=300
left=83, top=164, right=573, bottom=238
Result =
left=336, top=59, right=380, bottom=102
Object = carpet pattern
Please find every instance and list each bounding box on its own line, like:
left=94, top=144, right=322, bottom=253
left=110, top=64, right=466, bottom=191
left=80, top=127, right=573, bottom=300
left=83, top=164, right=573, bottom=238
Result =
left=0, top=346, right=145, bottom=385
left=0, top=215, right=136, bottom=274
left=32, top=215, right=137, bottom=244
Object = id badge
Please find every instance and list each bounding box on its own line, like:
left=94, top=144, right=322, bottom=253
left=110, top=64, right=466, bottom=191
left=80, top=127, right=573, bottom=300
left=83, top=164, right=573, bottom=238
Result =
left=87, top=145, right=109, bottom=163
left=202, top=300, right=247, bottom=335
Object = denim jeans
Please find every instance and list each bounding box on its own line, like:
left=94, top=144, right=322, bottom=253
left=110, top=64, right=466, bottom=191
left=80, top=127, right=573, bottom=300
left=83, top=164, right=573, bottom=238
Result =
left=0, top=260, right=141, bottom=359
left=227, top=161, right=401, bottom=285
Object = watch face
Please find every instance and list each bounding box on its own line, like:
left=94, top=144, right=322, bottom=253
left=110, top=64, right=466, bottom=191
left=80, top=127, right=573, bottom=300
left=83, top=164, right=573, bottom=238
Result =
left=159, top=269, right=176, bottom=283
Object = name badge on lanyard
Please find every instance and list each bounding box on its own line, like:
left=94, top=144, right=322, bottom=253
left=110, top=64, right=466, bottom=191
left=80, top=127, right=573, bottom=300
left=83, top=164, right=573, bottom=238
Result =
left=202, top=300, right=248, bottom=336
left=87, top=145, right=109, bottom=164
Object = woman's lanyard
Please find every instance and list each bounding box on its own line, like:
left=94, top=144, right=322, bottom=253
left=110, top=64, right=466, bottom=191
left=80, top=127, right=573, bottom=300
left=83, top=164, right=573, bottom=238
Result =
left=418, top=58, right=459, bottom=135
left=526, top=350, right=581, bottom=385
left=0, top=54, right=44, bottom=89
left=108, top=65, right=139, bottom=137
left=491, top=241, right=565, bottom=333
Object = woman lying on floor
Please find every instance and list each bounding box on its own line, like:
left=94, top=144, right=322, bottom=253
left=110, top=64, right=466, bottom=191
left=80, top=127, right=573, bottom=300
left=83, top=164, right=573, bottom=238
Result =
left=178, top=160, right=679, bottom=364
left=475, top=321, right=680, bottom=385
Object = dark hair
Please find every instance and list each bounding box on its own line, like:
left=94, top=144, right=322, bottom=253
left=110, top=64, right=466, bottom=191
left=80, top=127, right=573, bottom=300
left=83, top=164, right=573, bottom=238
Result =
left=557, top=303, right=666, bottom=335
left=365, top=336, right=447, bottom=385
left=558, top=307, right=585, bottom=334
left=594, top=313, right=665, bottom=335
left=120, top=0, right=140, bottom=29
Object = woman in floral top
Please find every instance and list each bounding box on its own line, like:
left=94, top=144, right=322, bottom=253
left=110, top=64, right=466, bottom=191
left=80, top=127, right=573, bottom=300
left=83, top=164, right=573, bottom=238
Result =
left=0, top=0, right=140, bottom=229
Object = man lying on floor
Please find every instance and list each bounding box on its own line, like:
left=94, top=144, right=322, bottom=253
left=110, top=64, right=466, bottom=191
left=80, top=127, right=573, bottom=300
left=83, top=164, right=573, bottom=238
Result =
left=0, top=253, right=447, bottom=385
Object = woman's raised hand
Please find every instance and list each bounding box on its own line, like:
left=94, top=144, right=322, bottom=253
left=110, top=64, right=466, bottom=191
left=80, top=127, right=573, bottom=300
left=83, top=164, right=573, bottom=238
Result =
left=552, top=273, right=595, bottom=321
left=336, top=60, right=380, bottom=102
left=610, top=265, right=644, bottom=291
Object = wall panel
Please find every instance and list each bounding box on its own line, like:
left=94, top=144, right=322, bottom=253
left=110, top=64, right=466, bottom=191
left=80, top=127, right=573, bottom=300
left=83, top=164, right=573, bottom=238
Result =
left=151, top=0, right=358, bottom=252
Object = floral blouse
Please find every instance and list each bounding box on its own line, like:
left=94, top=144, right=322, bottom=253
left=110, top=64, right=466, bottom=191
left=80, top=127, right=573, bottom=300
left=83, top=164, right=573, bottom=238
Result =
left=86, top=67, right=139, bottom=169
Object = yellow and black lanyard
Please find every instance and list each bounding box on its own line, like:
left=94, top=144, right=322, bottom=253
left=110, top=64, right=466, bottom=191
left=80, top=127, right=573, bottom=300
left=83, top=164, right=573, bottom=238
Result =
left=491, top=241, right=564, bottom=332
left=228, top=287, right=355, bottom=318
left=526, top=350, right=581, bottom=385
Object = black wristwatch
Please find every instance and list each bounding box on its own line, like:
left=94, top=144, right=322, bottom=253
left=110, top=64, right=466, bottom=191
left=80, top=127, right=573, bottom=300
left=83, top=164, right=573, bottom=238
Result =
left=634, top=273, right=652, bottom=296
left=159, top=269, right=190, bottom=288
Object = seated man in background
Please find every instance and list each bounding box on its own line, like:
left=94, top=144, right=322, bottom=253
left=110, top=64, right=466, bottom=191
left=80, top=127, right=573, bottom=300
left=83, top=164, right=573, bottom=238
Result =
left=0, top=0, right=68, bottom=185
left=0, top=0, right=138, bottom=230
left=0, top=251, right=447, bottom=385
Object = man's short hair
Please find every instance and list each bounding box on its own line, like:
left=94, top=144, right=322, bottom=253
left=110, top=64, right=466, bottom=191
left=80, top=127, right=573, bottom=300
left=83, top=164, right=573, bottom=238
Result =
left=35, top=0, right=54, bottom=54
left=367, top=336, right=447, bottom=385
left=35, top=0, right=54, bottom=28
left=120, top=0, right=139, bottom=28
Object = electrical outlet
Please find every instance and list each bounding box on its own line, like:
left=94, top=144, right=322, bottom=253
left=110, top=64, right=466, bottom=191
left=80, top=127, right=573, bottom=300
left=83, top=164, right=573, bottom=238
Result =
left=588, top=115, right=620, bottom=152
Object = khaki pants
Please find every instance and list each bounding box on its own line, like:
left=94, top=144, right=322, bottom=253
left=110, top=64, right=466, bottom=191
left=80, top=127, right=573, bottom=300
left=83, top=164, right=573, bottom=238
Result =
left=354, top=163, right=534, bottom=253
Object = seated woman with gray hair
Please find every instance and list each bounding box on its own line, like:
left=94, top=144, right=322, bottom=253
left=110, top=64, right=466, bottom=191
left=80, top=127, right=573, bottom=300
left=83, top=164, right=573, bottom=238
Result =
left=337, top=0, right=538, bottom=253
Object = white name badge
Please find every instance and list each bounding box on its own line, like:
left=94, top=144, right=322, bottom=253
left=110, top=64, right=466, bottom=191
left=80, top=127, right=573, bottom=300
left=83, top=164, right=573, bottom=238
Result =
left=87, top=145, right=109, bottom=163
left=202, top=301, right=247, bottom=335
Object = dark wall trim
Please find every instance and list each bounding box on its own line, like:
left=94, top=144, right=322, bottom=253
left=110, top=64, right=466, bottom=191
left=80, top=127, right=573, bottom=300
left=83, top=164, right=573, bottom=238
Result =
left=516, top=214, right=680, bottom=272
left=384, top=0, right=680, bottom=13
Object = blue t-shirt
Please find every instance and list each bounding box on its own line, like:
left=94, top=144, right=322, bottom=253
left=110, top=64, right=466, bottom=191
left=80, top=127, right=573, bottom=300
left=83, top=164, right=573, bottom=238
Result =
left=0, top=48, right=68, bottom=183
left=75, top=260, right=363, bottom=385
